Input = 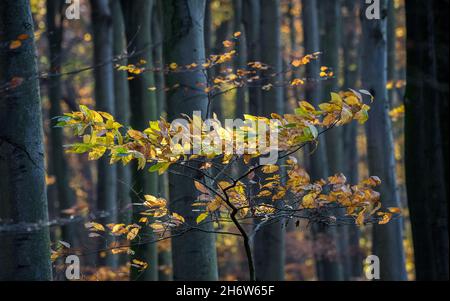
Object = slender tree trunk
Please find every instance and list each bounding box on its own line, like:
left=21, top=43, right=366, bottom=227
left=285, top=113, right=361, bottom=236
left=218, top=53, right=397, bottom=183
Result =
left=404, top=0, right=449, bottom=281
left=342, top=0, right=363, bottom=280
left=302, top=0, right=343, bottom=281
left=91, top=0, right=118, bottom=268
left=253, top=0, right=285, bottom=281
left=0, top=0, right=52, bottom=280
left=120, top=0, right=159, bottom=281
left=46, top=0, right=78, bottom=248
left=233, top=0, right=247, bottom=117
left=152, top=0, right=173, bottom=281
left=242, top=0, right=262, bottom=115
left=163, top=0, right=219, bottom=281
left=213, top=17, right=232, bottom=120
left=111, top=0, right=132, bottom=268
left=360, top=0, right=407, bottom=281
left=319, top=0, right=350, bottom=280
left=387, top=0, right=397, bottom=107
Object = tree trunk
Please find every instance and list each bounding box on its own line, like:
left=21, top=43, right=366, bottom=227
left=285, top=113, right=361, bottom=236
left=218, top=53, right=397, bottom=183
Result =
left=404, top=0, right=449, bottom=281
left=360, top=0, right=407, bottom=281
left=111, top=0, right=132, bottom=268
left=46, top=0, right=78, bottom=248
left=252, top=0, right=285, bottom=281
left=242, top=0, right=262, bottom=115
left=319, top=0, right=350, bottom=280
left=342, top=0, right=363, bottom=280
left=120, top=0, right=159, bottom=281
left=91, top=0, right=118, bottom=268
left=152, top=0, right=173, bottom=281
left=163, top=0, right=218, bottom=281
left=0, top=0, right=52, bottom=280
left=233, top=0, right=247, bottom=117
left=302, top=0, right=343, bottom=281
left=387, top=0, right=397, bottom=107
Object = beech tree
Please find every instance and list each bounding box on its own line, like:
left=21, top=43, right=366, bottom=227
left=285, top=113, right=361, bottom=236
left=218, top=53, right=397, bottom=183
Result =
left=120, top=0, right=159, bottom=280
left=405, top=0, right=449, bottom=281
left=0, top=0, right=52, bottom=281
left=162, top=0, right=219, bottom=281
left=360, top=0, right=407, bottom=280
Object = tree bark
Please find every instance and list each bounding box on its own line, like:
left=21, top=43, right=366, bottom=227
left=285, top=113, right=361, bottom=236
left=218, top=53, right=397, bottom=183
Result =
left=121, top=0, right=159, bottom=280
left=319, top=0, right=350, bottom=280
left=360, top=0, right=407, bottom=281
left=302, top=0, right=343, bottom=281
left=163, top=0, right=219, bottom=281
left=242, top=0, right=262, bottom=115
left=91, top=0, right=118, bottom=268
left=342, top=0, right=363, bottom=280
left=46, top=0, right=78, bottom=248
left=233, top=0, right=247, bottom=117
left=0, top=0, right=52, bottom=280
left=404, top=0, right=449, bottom=281
left=252, top=0, right=285, bottom=281
left=111, top=0, right=132, bottom=268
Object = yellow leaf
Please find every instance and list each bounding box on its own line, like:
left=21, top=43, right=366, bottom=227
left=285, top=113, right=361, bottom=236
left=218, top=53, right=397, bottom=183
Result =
left=218, top=181, right=232, bottom=190
left=127, top=227, right=140, bottom=240
left=261, top=165, right=279, bottom=174
left=150, top=223, right=164, bottom=231
left=302, top=193, right=316, bottom=209
left=112, top=224, right=126, bottom=234
left=169, top=62, right=178, bottom=70
left=356, top=209, right=366, bottom=226
left=51, top=252, right=60, bottom=262
left=127, top=129, right=145, bottom=140
left=144, top=195, right=167, bottom=208
left=330, top=92, right=343, bottom=106
left=299, top=101, right=316, bottom=112
left=172, top=212, right=185, bottom=223
left=207, top=197, right=222, bottom=212
left=233, top=31, right=242, bottom=38
left=257, top=190, right=272, bottom=198
left=378, top=212, right=393, bottom=224
left=196, top=212, right=209, bottom=224
left=86, top=222, right=105, bottom=232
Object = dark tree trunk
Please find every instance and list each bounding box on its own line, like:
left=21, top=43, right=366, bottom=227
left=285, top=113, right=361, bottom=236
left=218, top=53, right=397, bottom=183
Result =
left=361, top=0, right=407, bottom=280
left=253, top=0, right=285, bottom=281
left=163, top=0, right=219, bottom=281
left=120, top=0, right=159, bottom=280
left=342, top=0, right=363, bottom=280
left=111, top=0, right=132, bottom=268
left=404, top=0, right=449, bottom=281
left=91, top=0, right=118, bottom=268
left=46, top=0, right=78, bottom=249
left=0, top=0, right=52, bottom=280
left=242, top=0, right=262, bottom=115
left=302, top=0, right=343, bottom=281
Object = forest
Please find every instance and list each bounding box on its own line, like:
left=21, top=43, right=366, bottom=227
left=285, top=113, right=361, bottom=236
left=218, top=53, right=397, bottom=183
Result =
left=0, top=0, right=448, bottom=283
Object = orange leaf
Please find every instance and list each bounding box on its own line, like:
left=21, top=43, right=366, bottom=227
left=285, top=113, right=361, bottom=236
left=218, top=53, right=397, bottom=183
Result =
left=9, top=40, right=22, bottom=50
